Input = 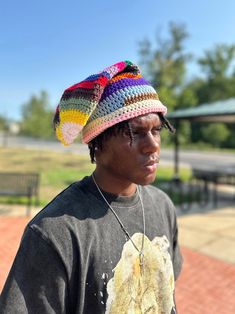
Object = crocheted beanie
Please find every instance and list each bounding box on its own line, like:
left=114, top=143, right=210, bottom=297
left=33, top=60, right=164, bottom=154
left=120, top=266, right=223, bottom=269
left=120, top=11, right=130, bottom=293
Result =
left=54, top=60, right=167, bottom=145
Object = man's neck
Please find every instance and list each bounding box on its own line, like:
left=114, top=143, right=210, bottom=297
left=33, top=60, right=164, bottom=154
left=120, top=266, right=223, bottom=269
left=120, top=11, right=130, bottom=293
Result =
left=92, top=169, right=137, bottom=196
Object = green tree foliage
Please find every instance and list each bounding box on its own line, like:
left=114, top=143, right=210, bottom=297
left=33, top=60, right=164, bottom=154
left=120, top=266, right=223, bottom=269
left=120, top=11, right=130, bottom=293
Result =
left=0, top=115, right=8, bottom=131
left=20, top=91, right=55, bottom=139
left=139, top=22, right=191, bottom=111
left=225, top=124, right=235, bottom=148
left=192, top=44, right=235, bottom=147
left=199, top=44, right=235, bottom=79
left=201, top=123, right=230, bottom=147
left=196, top=44, right=235, bottom=103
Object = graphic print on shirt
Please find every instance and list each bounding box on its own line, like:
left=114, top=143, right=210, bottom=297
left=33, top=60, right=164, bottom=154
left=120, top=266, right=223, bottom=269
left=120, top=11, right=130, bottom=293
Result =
left=105, top=233, right=175, bottom=314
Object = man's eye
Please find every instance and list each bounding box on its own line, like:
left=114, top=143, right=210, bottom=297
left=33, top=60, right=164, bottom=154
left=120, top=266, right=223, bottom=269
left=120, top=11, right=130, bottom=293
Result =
left=123, top=130, right=130, bottom=137
left=133, top=131, right=146, bottom=138
left=152, top=126, right=163, bottom=134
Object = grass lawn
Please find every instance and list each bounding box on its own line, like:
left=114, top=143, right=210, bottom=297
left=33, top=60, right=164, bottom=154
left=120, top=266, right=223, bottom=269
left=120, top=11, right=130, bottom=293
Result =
left=0, top=147, right=191, bottom=206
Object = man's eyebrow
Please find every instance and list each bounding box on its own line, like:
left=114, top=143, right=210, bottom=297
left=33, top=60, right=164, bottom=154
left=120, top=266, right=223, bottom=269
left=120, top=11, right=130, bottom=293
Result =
left=130, top=123, right=163, bottom=130
left=129, top=125, right=145, bottom=131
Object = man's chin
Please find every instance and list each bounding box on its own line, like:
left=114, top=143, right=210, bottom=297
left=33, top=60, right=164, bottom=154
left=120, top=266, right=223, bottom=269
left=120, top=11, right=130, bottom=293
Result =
left=137, top=174, right=157, bottom=186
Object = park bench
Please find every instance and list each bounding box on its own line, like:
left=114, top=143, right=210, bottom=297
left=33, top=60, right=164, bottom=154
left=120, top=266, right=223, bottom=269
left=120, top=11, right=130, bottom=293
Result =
left=191, top=167, right=235, bottom=207
left=159, top=167, right=235, bottom=213
left=0, top=172, right=40, bottom=216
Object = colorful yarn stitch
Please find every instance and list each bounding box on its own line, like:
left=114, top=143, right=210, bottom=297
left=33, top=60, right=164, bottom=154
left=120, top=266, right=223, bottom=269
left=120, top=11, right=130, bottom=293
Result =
left=54, top=60, right=167, bottom=145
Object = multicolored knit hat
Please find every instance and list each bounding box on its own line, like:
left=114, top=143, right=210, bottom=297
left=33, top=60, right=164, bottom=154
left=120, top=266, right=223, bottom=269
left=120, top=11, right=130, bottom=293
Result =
left=54, top=60, right=167, bottom=145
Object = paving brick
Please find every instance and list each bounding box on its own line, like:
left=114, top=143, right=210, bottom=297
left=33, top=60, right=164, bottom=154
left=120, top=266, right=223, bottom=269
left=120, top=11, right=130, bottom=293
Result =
left=176, top=247, right=235, bottom=314
left=0, top=217, right=30, bottom=291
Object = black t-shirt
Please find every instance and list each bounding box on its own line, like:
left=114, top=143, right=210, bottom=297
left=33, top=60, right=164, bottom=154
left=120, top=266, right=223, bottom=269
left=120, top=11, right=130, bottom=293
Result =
left=0, top=176, right=182, bottom=314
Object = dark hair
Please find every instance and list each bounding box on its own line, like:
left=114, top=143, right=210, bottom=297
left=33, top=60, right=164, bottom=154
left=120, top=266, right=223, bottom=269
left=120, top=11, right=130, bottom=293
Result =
left=88, top=112, right=175, bottom=163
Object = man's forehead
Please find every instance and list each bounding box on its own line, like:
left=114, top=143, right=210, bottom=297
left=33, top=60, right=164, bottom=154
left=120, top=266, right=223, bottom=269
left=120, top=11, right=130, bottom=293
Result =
left=129, top=113, right=161, bottom=126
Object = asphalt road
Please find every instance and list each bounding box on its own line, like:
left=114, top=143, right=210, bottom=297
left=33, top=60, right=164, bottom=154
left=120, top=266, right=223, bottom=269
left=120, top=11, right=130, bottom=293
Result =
left=1, top=134, right=235, bottom=170
left=160, top=149, right=235, bottom=169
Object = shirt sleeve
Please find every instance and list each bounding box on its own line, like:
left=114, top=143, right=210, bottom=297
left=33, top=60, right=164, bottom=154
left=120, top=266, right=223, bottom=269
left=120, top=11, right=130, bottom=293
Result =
left=172, top=213, right=183, bottom=280
left=0, top=226, right=69, bottom=314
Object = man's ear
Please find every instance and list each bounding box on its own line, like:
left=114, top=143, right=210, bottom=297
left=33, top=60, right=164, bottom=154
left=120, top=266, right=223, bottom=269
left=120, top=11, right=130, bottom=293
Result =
left=93, top=146, right=102, bottom=164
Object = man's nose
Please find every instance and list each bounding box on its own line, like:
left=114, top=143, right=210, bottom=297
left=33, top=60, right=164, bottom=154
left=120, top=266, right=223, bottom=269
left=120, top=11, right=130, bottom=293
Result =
left=141, top=133, right=160, bottom=154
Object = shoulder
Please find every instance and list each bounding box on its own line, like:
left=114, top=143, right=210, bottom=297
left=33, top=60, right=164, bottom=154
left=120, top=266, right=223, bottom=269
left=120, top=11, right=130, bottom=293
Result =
left=26, top=176, right=96, bottom=244
left=142, top=184, right=174, bottom=207
left=141, top=184, right=177, bottom=224
left=30, top=176, right=93, bottom=222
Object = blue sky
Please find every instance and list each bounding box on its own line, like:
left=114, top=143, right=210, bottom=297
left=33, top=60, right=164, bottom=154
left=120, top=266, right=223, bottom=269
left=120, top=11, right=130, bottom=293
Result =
left=1, top=0, right=235, bottom=121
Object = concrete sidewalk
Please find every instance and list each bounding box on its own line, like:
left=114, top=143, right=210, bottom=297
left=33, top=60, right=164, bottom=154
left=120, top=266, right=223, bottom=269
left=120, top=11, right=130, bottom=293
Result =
left=177, top=203, right=235, bottom=264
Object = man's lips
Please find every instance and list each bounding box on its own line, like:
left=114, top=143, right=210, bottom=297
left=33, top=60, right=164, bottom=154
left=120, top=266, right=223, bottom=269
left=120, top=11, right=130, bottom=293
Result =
left=142, top=157, right=160, bottom=173
left=144, top=160, right=158, bottom=166
left=143, top=157, right=160, bottom=167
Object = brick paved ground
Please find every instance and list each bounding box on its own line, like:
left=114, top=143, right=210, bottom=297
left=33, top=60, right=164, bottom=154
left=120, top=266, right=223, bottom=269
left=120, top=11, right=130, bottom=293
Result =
left=176, top=247, right=235, bottom=314
left=1, top=217, right=235, bottom=313
left=0, top=217, right=30, bottom=292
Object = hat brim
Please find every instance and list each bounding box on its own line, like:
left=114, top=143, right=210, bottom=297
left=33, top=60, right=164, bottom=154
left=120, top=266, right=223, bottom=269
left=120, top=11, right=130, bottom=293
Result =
left=82, top=99, right=167, bottom=143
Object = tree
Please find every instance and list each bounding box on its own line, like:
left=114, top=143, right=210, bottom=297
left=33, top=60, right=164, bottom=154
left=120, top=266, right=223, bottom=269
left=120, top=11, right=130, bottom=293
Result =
left=196, top=44, right=235, bottom=103
left=0, top=115, right=8, bottom=131
left=199, top=44, right=235, bottom=79
left=201, top=123, right=229, bottom=147
left=139, top=22, right=191, bottom=111
left=20, top=91, right=55, bottom=139
left=224, top=124, right=235, bottom=148
left=190, top=44, right=235, bottom=147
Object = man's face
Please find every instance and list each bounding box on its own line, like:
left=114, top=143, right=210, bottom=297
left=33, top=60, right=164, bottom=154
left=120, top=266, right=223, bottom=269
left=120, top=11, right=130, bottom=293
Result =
left=95, top=113, right=162, bottom=186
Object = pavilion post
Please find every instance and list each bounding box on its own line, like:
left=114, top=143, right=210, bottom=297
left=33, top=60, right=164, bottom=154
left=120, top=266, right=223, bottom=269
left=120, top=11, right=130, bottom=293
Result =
left=174, top=120, right=180, bottom=180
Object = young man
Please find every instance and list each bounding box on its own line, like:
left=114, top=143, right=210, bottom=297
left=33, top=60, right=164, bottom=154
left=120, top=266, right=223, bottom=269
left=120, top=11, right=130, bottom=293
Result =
left=0, top=61, right=182, bottom=313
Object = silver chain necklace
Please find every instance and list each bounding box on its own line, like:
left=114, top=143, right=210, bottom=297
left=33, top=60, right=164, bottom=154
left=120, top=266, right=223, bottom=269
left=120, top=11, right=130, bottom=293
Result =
left=92, top=173, right=146, bottom=274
